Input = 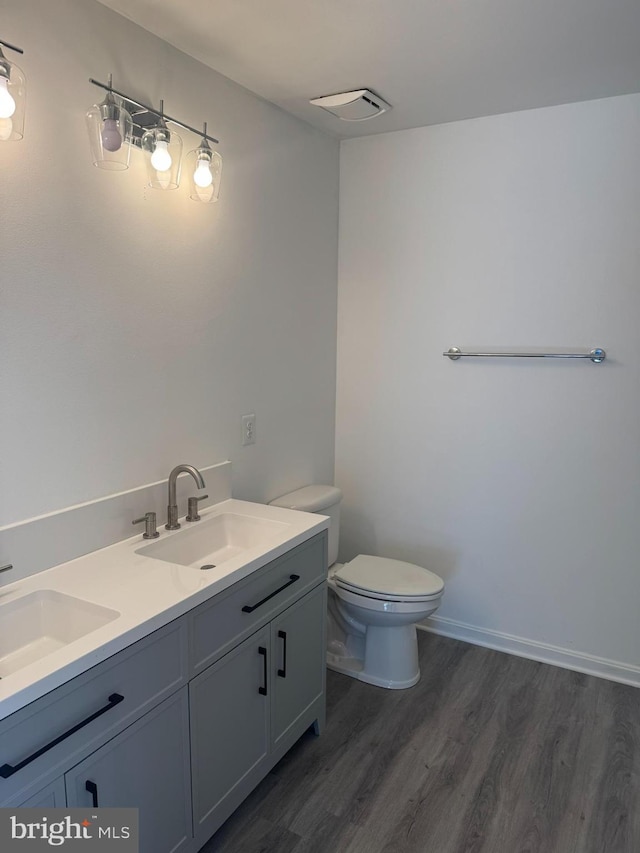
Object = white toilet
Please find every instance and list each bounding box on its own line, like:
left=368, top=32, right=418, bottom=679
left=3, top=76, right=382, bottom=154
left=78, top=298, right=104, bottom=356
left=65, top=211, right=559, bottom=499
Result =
left=270, top=485, right=444, bottom=690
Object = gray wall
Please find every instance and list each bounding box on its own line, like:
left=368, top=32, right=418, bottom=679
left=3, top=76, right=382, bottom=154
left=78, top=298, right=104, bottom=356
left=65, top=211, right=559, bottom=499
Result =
left=336, top=94, right=640, bottom=683
left=1, top=0, right=339, bottom=527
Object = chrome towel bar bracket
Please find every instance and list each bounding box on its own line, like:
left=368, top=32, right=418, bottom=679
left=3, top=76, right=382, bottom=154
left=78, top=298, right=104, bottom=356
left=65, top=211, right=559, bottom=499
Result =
left=444, top=347, right=606, bottom=363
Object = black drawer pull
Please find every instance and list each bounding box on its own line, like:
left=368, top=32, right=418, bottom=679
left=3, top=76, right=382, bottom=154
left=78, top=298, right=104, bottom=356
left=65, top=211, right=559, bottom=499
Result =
left=242, top=574, right=300, bottom=613
left=258, top=647, right=268, bottom=696
left=277, top=630, right=288, bottom=678
left=0, top=693, right=125, bottom=780
left=85, top=780, right=99, bottom=808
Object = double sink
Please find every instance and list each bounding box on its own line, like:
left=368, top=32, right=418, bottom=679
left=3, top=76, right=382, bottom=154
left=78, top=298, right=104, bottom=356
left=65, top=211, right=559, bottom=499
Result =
left=0, top=510, right=290, bottom=680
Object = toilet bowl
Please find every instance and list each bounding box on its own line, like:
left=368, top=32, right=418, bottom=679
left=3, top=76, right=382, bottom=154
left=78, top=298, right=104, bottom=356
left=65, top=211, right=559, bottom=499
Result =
left=269, top=486, right=445, bottom=690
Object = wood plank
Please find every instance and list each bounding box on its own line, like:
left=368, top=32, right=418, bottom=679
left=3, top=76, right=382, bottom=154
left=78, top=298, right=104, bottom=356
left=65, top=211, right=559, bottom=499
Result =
left=204, top=633, right=640, bottom=853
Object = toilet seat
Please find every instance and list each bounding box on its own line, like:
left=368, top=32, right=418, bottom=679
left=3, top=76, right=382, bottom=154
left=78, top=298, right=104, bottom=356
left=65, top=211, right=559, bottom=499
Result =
left=330, top=577, right=440, bottom=614
left=333, top=555, right=444, bottom=603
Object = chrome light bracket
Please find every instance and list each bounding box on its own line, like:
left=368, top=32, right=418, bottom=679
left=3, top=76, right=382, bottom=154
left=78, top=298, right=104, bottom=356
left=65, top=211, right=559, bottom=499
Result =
left=0, top=39, right=23, bottom=81
left=89, top=77, right=220, bottom=150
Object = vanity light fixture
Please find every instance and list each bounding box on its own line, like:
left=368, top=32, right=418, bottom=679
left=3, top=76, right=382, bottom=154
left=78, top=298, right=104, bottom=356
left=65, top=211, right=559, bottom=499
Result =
left=187, top=123, right=223, bottom=203
left=85, top=74, right=133, bottom=170
left=0, top=38, right=26, bottom=141
left=141, top=100, right=182, bottom=190
left=88, top=77, right=221, bottom=200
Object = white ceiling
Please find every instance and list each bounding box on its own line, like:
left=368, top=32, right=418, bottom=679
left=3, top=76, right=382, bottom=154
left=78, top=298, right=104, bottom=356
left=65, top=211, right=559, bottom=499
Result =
left=98, top=0, right=640, bottom=138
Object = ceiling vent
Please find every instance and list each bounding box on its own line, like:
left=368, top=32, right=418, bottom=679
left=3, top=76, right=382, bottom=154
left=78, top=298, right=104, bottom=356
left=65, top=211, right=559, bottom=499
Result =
left=309, top=89, right=391, bottom=121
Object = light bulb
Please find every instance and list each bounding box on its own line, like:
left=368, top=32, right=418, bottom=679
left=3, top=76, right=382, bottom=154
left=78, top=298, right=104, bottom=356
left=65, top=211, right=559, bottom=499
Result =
left=0, top=116, right=12, bottom=140
left=0, top=77, right=16, bottom=120
left=193, top=156, right=213, bottom=188
left=101, top=118, right=122, bottom=152
left=151, top=140, right=172, bottom=171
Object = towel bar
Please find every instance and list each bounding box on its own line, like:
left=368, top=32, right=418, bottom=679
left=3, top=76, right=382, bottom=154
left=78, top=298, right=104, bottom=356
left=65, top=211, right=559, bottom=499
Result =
left=443, top=347, right=606, bottom=363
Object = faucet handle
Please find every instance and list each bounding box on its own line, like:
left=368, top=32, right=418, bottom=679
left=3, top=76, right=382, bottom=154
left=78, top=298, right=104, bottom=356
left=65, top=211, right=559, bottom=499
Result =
left=186, top=495, right=209, bottom=522
left=132, top=512, right=160, bottom=539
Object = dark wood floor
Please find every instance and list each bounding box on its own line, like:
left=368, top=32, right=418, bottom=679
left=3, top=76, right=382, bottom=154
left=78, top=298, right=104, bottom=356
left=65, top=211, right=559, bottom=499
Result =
left=203, top=632, right=640, bottom=853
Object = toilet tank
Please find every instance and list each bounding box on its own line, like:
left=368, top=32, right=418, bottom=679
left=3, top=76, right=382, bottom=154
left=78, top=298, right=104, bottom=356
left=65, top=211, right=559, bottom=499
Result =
left=269, top=485, right=342, bottom=567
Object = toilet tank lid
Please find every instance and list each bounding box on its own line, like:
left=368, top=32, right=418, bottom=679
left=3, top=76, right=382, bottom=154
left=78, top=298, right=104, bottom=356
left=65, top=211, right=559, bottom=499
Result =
left=335, top=555, right=444, bottom=598
left=269, top=485, right=343, bottom=512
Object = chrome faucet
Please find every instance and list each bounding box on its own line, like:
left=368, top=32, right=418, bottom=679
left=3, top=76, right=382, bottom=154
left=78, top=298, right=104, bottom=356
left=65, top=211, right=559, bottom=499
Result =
left=166, top=464, right=206, bottom=530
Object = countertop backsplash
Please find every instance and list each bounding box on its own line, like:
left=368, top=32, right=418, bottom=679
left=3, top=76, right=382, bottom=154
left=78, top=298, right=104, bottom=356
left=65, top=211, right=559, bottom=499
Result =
left=0, top=461, right=231, bottom=586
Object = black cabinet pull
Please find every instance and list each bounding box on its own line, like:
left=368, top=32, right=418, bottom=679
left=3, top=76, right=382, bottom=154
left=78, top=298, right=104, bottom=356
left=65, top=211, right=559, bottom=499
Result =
left=242, top=575, right=300, bottom=613
left=0, top=693, right=124, bottom=780
left=258, top=647, right=268, bottom=695
left=85, top=780, right=99, bottom=808
left=277, top=630, right=288, bottom=678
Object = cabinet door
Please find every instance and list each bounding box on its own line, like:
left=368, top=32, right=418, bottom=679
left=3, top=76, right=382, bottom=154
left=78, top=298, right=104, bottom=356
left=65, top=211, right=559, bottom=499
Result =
left=190, top=626, right=270, bottom=843
left=14, top=777, right=67, bottom=808
left=65, top=690, right=192, bottom=853
left=271, top=583, right=326, bottom=753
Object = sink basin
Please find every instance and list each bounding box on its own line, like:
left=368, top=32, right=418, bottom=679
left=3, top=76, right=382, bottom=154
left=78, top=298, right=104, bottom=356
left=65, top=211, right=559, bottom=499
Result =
left=0, top=590, right=120, bottom=678
left=137, top=512, right=289, bottom=570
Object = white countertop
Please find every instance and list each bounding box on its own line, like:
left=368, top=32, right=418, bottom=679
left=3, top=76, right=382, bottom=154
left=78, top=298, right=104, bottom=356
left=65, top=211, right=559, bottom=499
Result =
left=0, top=499, right=328, bottom=720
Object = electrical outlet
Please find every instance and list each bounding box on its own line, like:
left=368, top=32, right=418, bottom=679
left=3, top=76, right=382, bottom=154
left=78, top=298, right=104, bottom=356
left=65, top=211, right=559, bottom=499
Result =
left=241, top=413, right=256, bottom=446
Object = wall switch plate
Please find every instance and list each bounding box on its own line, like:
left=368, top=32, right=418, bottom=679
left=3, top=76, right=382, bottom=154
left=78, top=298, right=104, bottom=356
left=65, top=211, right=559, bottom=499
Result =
left=241, top=413, right=256, bottom=446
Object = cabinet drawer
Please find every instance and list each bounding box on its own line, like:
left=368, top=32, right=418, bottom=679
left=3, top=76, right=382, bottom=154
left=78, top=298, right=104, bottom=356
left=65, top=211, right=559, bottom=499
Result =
left=190, top=532, right=326, bottom=675
left=0, top=618, right=188, bottom=806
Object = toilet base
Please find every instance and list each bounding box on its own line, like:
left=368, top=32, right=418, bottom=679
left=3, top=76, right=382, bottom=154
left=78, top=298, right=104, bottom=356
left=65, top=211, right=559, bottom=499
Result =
left=326, top=622, right=422, bottom=690
left=327, top=653, right=420, bottom=689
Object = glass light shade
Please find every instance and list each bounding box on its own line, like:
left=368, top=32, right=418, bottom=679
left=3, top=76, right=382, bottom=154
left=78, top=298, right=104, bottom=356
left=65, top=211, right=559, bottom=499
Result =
left=187, top=147, right=223, bottom=203
left=0, top=59, right=26, bottom=142
left=85, top=95, right=133, bottom=170
left=142, top=126, right=182, bottom=190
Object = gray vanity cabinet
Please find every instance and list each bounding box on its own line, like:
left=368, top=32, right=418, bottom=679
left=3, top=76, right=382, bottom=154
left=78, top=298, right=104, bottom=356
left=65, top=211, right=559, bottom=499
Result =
left=65, top=689, right=192, bottom=853
left=1, top=531, right=327, bottom=853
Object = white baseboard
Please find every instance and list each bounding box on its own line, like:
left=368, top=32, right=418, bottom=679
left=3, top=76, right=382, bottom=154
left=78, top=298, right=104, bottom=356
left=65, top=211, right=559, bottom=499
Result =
left=419, top=614, right=640, bottom=688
